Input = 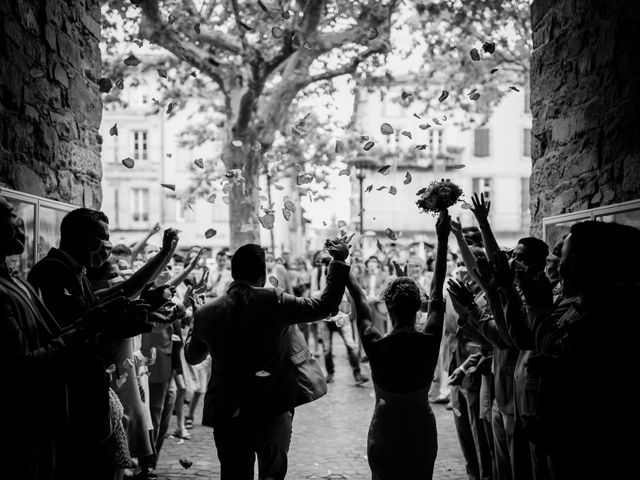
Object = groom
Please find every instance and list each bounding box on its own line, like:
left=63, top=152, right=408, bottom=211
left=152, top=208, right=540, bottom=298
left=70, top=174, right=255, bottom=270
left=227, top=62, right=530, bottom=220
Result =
left=185, top=239, right=350, bottom=480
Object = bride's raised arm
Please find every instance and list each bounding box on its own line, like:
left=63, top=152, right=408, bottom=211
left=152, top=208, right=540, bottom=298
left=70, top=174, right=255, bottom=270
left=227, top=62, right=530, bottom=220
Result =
left=423, top=211, right=450, bottom=338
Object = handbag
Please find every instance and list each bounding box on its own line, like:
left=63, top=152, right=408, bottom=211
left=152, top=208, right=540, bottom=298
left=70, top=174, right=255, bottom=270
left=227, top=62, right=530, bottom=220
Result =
left=288, top=324, right=327, bottom=407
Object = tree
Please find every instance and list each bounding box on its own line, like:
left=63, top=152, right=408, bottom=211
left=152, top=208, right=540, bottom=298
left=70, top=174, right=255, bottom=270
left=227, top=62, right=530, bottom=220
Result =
left=103, top=0, right=399, bottom=249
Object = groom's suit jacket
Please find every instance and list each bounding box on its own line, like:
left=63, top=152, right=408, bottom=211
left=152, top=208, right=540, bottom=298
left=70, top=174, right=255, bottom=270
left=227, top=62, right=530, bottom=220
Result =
left=185, top=260, right=349, bottom=425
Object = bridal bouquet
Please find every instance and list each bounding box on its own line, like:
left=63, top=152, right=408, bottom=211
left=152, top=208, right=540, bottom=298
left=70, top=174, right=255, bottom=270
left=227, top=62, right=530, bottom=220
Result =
left=416, top=178, right=464, bottom=215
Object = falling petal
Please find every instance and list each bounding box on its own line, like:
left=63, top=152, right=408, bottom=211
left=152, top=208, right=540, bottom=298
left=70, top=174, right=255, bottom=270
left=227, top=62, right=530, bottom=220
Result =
left=401, top=130, right=412, bottom=139
left=482, top=42, right=496, bottom=54
left=490, top=68, right=499, bottom=74
left=404, top=171, right=412, bottom=184
left=339, top=167, right=351, bottom=176
left=470, top=92, right=481, bottom=101
left=377, top=165, right=391, bottom=175
left=337, top=220, right=347, bottom=228
left=222, top=196, right=230, bottom=204
left=442, top=115, right=448, bottom=121
left=109, top=124, right=118, bottom=136
left=232, top=139, right=243, bottom=147
left=185, top=202, right=193, bottom=211
left=367, top=26, right=379, bottom=40
left=272, top=26, right=283, bottom=38
left=303, top=42, right=312, bottom=50
left=284, top=200, right=296, bottom=212
left=413, top=113, right=422, bottom=119
left=380, top=123, right=394, bottom=135
left=376, top=238, right=383, bottom=251
left=376, top=186, right=387, bottom=191
left=363, top=141, right=375, bottom=151
left=282, top=208, right=291, bottom=221
left=357, top=208, right=365, bottom=216
left=238, top=20, right=253, bottom=31
left=161, top=183, right=175, bottom=191
left=308, top=191, right=313, bottom=202
left=433, top=118, right=442, bottom=125
left=335, top=140, right=343, bottom=153
left=166, top=102, right=174, bottom=114
left=470, top=48, right=480, bottom=61
left=360, top=135, right=370, bottom=142
left=166, top=153, right=172, bottom=158
left=205, top=228, right=217, bottom=238
left=365, top=185, right=373, bottom=193
left=468, top=88, right=478, bottom=95
left=157, top=68, right=167, bottom=78
left=168, top=13, right=176, bottom=24
left=259, top=213, right=275, bottom=230
left=274, top=184, right=284, bottom=191
left=207, top=193, right=216, bottom=204
left=453, top=164, right=466, bottom=169
left=268, top=276, right=278, bottom=287
left=461, top=202, right=472, bottom=210
left=98, top=78, right=113, bottom=93
left=194, top=23, right=201, bottom=34
left=385, top=228, right=398, bottom=240
left=257, top=0, right=269, bottom=12
left=179, top=459, right=193, bottom=469
left=438, top=90, right=449, bottom=102
left=322, top=221, right=327, bottom=226
left=281, top=10, right=291, bottom=19
left=121, top=157, right=135, bottom=169
left=419, top=124, right=430, bottom=130
left=193, top=158, right=204, bottom=169
left=123, top=54, right=141, bottom=66
left=509, top=86, right=520, bottom=92
left=240, top=223, right=255, bottom=233
left=389, top=186, right=397, bottom=195
left=296, top=174, right=313, bottom=186
left=115, top=78, right=124, bottom=89
left=401, top=91, right=412, bottom=101
left=415, top=144, right=427, bottom=150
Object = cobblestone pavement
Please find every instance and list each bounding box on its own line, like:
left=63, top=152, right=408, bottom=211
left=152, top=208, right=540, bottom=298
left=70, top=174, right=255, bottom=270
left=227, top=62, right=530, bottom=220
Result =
left=156, top=341, right=467, bottom=479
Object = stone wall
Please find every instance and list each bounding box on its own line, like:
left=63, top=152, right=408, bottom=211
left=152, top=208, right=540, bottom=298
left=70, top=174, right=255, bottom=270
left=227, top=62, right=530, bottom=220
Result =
left=0, top=0, right=103, bottom=208
left=529, top=0, right=640, bottom=236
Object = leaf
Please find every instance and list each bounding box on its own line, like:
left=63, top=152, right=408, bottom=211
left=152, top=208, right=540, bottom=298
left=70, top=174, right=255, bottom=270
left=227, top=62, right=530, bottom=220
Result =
left=438, top=90, right=449, bottom=102
left=168, top=13, right=176, bottom=24
left=179, top=459, right=193, bottom=469
left=490, top=68, right=500, bottom=74
left=461, top=202, right=472, bottom=210
left=240, top=223, right=255, bottom=233
left=468, top=88, right=478, bottom=95
left=121, top=157, right=135, bottom=169
left=385, top=228, right=398, bottom=241
left=161, top=183, right=175, bottom=191
left=98, top=78, right=113, bottom=93
left=272, top=26, right=283, bottom=38
left=284, top=200, right=296, bottom=212
left=413, top=113, right=422, bottom=119
left=433, top=118, right=442, bottom=125
left=338, top=167, right=351, bottom=176
left=322, top=221, right=327, bottom=226
left=259, top=213, right=275, bottom=230
left=194, top=23, right=200, bottom=34
left=123, top=54, right=141, bottom=66
left=510, top=86, right=520, bottom=92
left=274, top=184, right=284, bottom=191
left=232, top=139, right=243, bottom=147
left=470, top=48, right=481, bottom=61
left=115, top=78, right=124, bottom=89
left=376, top=238, right=384, bottom=251
left=367, top=26, right=379, bottom=40
left=109, top=124, right=118, bottom=136
left=365, top=185, right=373, bottom=193
left=222, top=196, right=230, bottom=204
left=389, top=186, right=397, bottom=195
left=482, top=42, right=496, bottom=54
left=418, top=124, right=430, bottom=130
left=337, top=220, right=348, bottom=228
left=404, top=171, right=412, bottom=184
left=166, top=102, right=175, bottom=114
left=401, top=91, right=412, bottom=101
left=268, top=276, right=278, bottom=287
left=470, top=92, right=481, bottom=101
left=415, top=144, right=427, bottom=150
left=257, top=0, right=269, bottom=12
left=157, top=68, right=167, bottom=78
left=335, top=140, right=343, bottom=153
left=194, top=158, right=204, bottom=169
left=377, top=165, right=391, bottom=175
left=401, top=130, right=412, bottom=139
left=282, top=208, right=291, bottom=221
left=360, top=135, right=369, bottom=141
left=363, top=141, right=375, bottom=151
left=380, top=123, right=394, bottom=135
left=190, top=71, right=197, bottom=78
left=238, top=20, right=253, bottom=31
left=296, top=174, right=313, bottom=186
left=207, top=193, right=216, bottom=204
left=453, top=164, right=466, bottom=169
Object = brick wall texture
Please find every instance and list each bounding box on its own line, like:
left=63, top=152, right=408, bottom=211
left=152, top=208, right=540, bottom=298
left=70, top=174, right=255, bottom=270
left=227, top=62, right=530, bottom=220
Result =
left=0, top=0, right=102, bottom=208
left=530, top=0, right=640, bottom=236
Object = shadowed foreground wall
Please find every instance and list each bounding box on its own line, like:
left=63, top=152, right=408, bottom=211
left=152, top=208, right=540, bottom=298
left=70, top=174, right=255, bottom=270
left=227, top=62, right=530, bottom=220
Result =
left=0, top=0, right=102, bottom=207
left=530, top=0, right=640, bottom=235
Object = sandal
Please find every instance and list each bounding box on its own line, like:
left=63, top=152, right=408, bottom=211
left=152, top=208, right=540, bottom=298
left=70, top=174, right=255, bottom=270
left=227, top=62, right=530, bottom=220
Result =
left=185, top=417, right=194, bottom=429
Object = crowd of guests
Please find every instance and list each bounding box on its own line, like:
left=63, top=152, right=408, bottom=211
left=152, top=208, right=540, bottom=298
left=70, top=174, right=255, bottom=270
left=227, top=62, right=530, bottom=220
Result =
left=2, top=191, right=638, bottom=480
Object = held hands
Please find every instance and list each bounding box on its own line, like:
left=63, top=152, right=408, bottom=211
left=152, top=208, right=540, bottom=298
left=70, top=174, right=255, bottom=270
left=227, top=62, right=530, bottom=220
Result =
left=470, top=193, right=491, bottom=226
left=325, top=238, right=349, bottom=262
left=435, top=210, right=451, bottom=239
left=162, top=228, right=180, bottom=251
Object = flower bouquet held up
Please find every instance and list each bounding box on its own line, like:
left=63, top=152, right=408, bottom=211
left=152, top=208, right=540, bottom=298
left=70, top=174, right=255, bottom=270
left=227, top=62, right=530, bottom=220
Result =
left=416, top=178, right=464, bottom=215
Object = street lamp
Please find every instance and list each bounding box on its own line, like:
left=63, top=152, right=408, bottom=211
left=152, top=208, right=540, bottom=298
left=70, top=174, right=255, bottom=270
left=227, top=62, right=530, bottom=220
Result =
left=346, top=152, right=378, bottom=242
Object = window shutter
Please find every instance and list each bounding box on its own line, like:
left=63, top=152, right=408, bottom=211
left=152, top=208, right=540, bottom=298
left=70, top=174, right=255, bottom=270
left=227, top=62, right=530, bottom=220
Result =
left=474, top=128, right=490, bottom=157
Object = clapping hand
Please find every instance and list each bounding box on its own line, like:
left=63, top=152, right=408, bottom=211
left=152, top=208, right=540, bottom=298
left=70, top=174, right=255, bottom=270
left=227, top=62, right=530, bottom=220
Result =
left=325, top=237, right=349, bottom=262
left=470, top=193, right=491, bottom=226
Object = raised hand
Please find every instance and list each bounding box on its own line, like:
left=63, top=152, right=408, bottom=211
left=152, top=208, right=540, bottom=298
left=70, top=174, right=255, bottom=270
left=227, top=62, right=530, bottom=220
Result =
left=435, top=209, right=451, bottom=239
left=516, top=269, right=554, bottom=314
left=162, top=228, right=180, bottom=251
left=141, top=283, right=176, bottom=311
left=325, top=238, right=349, bottom=262
left=447, top=279, right=475, bottom=310
left=470, top=193, right=491, bottom=226
left=450, top=216, right=464, bottom=240
left=472, top=256, right=497, bottom=292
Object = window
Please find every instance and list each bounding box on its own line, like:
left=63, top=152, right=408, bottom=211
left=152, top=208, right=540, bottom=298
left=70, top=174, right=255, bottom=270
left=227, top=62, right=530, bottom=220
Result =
left=473, top=178, right=492, bottom=201
left=131, top=188, right=149, bottom=223
left=521, top=177, right=530, bottom=230
left=524, top=87, right=531, bottom=114
left=523, top=128, right=531, bottom=157
left=474, top=128, right=490, bottom=157
left=429, top=129, right=444, bottom=157
left=132, top=130, right=148, bottom=160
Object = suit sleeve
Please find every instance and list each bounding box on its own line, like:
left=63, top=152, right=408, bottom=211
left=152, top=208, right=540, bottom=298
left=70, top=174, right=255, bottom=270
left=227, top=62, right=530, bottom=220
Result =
left=278, top=260, right=350, bottom=325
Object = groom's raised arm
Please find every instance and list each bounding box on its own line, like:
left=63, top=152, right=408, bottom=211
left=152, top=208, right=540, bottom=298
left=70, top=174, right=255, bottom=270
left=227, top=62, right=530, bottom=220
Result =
left=278, top=240, right=350, bottom=324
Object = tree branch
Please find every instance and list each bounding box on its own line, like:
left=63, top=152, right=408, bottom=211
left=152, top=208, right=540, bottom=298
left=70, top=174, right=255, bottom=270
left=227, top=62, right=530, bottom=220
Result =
left=304, top=45, right=386, bottom=86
